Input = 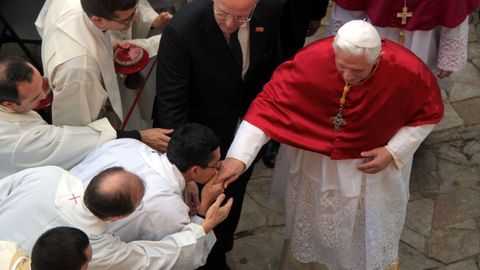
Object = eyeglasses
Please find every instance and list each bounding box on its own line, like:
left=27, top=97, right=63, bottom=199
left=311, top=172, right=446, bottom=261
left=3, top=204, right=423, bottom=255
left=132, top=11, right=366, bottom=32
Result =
left=204, top=164, right=221, bottom=173
left=213, top=2, right=256, bottom=23
left=108, top=0, right=139, bottom=26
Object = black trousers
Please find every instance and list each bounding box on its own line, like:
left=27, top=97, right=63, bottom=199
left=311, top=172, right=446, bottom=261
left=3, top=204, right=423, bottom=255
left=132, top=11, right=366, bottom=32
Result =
left=197, top=164, right=255, bottom=270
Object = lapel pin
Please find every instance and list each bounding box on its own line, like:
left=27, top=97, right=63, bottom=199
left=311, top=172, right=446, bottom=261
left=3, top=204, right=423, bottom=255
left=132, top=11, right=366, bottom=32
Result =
left=255, top=27, right=264, bottom=33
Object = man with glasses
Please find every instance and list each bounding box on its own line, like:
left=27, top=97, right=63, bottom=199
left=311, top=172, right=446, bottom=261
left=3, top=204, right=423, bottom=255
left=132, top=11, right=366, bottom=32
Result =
left=151, top=0, right=283, bottom=268
left=70, top=123, right=227, bottom=257
left=35, top=0, right=141, bottom=128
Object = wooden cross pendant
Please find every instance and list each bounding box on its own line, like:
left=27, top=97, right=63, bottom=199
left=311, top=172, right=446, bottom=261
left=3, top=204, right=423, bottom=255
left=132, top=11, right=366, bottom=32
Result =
left=396, top=6, right=412, bottom=25
left=331, top=112, right=346, bottom=132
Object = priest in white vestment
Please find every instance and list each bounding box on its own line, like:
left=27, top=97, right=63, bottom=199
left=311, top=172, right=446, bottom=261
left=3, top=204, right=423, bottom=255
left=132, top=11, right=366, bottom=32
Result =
left=0, top=166, right=231, bottom=270
left=108, top=0, right=172, bottom=130
left=70, top=123, right=224, bottom=247
left=0, top=57, right=115, bottom=178
left=216, top=21, right=444, bottom=269
left=35, top=0, right=139, bottom=127
left=0, top=56, right=173, bottom=178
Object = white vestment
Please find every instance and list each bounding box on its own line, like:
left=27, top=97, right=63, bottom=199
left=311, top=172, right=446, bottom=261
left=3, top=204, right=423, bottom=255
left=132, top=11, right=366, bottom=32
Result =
left=227, top=121, right=434, bottom=270
left=35, top=0, right=123, bottom=126
left=0, top=166, right=214, bottom=270
left=69, top=139, right=215, bottom=251
left=0, top=105, right=116, bottom=178
left=329, top=4, right=469, bottom=73
left=108, top=0, right=162, bottom=130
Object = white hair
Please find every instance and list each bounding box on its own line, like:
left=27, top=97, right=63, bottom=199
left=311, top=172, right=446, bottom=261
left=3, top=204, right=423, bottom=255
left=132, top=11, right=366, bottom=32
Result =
left=333, top=34, right=381, bottom=64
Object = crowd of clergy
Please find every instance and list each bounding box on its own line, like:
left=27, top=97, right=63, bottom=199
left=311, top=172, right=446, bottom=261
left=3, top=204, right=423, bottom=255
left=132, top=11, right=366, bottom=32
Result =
left=0, top=0, right=478, bottom=269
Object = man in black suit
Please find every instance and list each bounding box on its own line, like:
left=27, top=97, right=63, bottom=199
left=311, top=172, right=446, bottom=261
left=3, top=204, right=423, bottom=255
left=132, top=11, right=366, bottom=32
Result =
left=152, top=0, right=283, bottom=268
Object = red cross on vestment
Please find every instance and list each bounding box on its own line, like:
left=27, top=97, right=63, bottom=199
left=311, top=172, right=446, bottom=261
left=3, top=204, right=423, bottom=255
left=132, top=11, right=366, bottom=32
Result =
left=69, top=193, right=81, bottom=204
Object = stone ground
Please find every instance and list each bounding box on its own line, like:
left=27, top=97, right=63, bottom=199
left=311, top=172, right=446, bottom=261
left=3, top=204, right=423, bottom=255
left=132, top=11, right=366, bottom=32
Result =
left=227, top=6, right=480, bottom=270
left=1, top=4, right=479, bottom=270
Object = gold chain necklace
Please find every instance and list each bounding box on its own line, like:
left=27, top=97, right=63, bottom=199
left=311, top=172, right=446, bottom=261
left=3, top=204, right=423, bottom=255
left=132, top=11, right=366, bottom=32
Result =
left=330, top=59, right=380, bottom=132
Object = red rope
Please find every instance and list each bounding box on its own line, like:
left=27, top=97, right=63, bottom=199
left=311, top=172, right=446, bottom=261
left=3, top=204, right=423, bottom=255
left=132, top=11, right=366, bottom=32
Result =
left=120, top=57, right=159, bottom=130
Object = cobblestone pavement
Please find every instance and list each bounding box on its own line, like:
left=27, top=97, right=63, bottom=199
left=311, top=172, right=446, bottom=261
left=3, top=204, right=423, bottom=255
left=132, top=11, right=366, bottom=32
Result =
left=227, top=8, right=480, bottom=270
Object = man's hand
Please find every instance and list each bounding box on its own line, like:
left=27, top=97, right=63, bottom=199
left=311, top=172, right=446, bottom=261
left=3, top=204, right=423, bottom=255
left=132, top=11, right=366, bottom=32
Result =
left=215, top=158, right=246, bottom=188
left=184, top=181, right=200, bottom=216
left=357, top=146, right=393, bottom=174
left=436, top=68, right=452, bottom=78
left=306, top=20, right=321, bottom=37
left=111, top=40, right=129, bottom=52
left=201, top=194, right=233, bottom=233
left=152, top=12, right=173, bottom=29
left=198, top=177, right=224, bottom=216
left=139, top=128, right=173, bottom=153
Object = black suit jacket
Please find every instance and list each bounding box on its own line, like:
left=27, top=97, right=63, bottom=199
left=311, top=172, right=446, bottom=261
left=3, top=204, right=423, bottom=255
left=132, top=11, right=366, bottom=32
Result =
left=152, top=0, right=283, bottom=156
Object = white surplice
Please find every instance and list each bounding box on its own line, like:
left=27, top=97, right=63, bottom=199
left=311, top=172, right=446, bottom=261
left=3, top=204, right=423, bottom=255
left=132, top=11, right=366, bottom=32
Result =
left=69, top=139, right=216, bottom=254
left=227, top=121, right=434, bottom=270
left=35, top=0, right=123, bottom=126
left=328, top=5, right=469, bottom=73
left=0, top=105, right=116, bottom=178
left=0, top=166, right=214, bottom=270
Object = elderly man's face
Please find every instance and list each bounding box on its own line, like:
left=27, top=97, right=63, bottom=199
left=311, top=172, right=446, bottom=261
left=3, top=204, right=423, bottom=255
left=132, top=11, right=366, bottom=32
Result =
left=213, top=0, right=257, bottom=34
left=334, top=49, right=377, bottom=85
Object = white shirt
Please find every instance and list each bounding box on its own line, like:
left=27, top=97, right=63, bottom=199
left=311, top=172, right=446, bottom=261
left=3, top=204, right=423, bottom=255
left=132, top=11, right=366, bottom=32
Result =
left=0, top=105, right=116, bottom=178
left=0, top=166, right=213, bottom=270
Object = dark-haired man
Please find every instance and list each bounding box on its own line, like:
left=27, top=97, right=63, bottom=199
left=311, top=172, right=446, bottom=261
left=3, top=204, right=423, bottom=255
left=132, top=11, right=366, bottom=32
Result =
left=35, top=0, right=170, bottom=132
left=31, top=227, right=92, bottom=270
left=0, top=226, right=91, bottom=270
left=0, top=56, right=172, bottom=178
left=70, top=123, right=226, bottom=254
left=0, top=166, right=231, bottom=269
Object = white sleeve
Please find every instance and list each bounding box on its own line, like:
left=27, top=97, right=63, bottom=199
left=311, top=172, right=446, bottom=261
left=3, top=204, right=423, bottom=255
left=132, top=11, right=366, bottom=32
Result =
left=226, top=121, right=270, bottom=169
left=4, top=117, right=116, bottom=177
left=92, top=223, right=215, bottom=270
left=385, top=124, right=435, bottom=169
left=437, top=17, right=469, bottom=72
left=51, top=55, right=107, bottom=126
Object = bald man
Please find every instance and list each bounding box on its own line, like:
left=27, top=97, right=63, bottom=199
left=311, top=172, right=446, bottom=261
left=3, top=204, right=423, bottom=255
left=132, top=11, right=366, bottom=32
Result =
left=0, top=166, right=232, bottom=270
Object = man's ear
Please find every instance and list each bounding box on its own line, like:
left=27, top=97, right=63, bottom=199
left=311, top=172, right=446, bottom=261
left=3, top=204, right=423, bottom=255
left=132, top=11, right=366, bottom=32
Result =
left=1, top=101, right=17, bottom=111
left=189, top=165, right=200, bottom=177
left=91, top=15, right=106, bottom=28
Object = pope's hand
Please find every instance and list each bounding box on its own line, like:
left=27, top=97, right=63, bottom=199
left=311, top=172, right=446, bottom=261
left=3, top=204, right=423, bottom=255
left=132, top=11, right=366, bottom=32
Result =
left=215, top=158, right=246, bottom=188
left=357, top=146, right=393, bottom=174
left=152, top=12, right=173, bottom=29
left=139, top=128, right=173, bottom=153
left=201, top=194, right=233, bottom=233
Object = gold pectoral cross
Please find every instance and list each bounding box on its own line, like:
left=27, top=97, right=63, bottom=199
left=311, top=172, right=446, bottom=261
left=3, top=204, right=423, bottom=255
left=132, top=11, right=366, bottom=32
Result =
left=396, top=1, right=412, bottom=45
left=396, top=6, right=412, bottom=25
left=331, top=111, right=347, bottom=132
left=331, top=84, right=350, bottom=132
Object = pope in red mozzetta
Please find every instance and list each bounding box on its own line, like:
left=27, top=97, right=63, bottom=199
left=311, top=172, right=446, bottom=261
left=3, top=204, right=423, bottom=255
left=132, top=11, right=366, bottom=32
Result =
left=218, top=20, right=444, bottom=269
